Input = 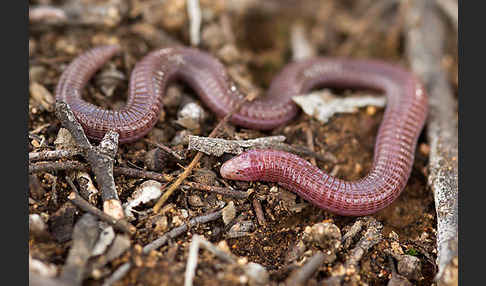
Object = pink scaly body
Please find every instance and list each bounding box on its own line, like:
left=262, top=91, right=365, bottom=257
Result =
left=56, top=45, right=428, bottom=215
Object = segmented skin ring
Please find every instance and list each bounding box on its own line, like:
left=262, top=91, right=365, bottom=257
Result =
left=56, top=45, right=427, bottom=215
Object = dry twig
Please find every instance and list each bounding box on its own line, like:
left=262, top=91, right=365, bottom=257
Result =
left=252, top=198, right=266, bottom=226
left=67, top=191, right=136, bottom=235
left=59, top=214, right=99, bottom=286
left=290, top=22, right=316, bottom=61
left=405, top=1, right=458, bottom=285
left=187, top=0, right=202, bottom=46
left=184, top=181, right=249, bottom=199
left=29, top=161, right=87, bottom=173
left=29, top=149, right=82, bottom=162
left=55, top=101, right=124, bottom=219
left=29, top=160, right=173, bottom=182
left=285, top=252, right=325, bottom=286
left=145, top=139, right=185, bottom=162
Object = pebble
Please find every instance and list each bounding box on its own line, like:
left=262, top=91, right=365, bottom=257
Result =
left=397, top=255, right=422, bottom=281
left=176, top=101, right=207, bottom=131
left=222, top=201, right=236, bottom=225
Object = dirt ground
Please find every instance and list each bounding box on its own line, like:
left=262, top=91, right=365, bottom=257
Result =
left=29, top=0, right=458, bottom=285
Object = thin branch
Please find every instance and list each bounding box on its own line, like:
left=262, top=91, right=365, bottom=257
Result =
left=184, top=182, right=249, bottom=199
left=285, top=252, right=325, bottom=286
left=187, top=0, right=201, bottom=46
left=29, top=160, right=173, bottom=182
left=144, top=208, right=224, bottom=253
left=101, top=262, right=132, bottom=286
left=144, top=139, right=186, bottom=162
left=184, top=234, right=268, bottom=286
left=29, top=149, right=82, bottom=162
left=185, top=234, right=237, bottom=286
left=29, top=161, right=88, bottom=173
left=252, top=198, right=266, bottom=226
left=68, top=191, right=136, bottom=235
left=114, top=167, right=173, bottom=182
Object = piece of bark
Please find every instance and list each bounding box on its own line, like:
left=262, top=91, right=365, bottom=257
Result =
left=188, top=135, right=286, bottom=157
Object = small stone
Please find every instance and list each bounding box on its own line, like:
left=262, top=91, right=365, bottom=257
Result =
left=244, top=262, right=269, bottom=286
left=188, top=195, right=205, bottom=207
left=180, top=209, right=189, bottom=218
left=222, top=201, right=236, bottom=225
left=29, top=214, right=50, bottom=240
left=30, top=82, right=55, bottom=112
left=154, top=215, right=169, bottom=233
left=172, top=215, right=183, bottom=227
left=54, top=128, right=77, bottom=150
left=366, top=105, right=377, bottom=116
left=397, top=255, right=421, bottom=281
left=175, top=102, right=207, bottom=131
left=227, top=220, right=255, bottom=238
